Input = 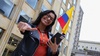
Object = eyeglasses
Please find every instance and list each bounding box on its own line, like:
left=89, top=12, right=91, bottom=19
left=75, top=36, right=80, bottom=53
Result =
left=45, top=14, right=54, bottom=21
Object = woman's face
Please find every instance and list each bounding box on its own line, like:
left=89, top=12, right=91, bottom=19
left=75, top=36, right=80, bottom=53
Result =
left=41, top=12, right=55, bottom=26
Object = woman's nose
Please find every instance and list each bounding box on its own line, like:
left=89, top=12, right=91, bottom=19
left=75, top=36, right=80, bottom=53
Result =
left=48, top=17, right=51, bottom=20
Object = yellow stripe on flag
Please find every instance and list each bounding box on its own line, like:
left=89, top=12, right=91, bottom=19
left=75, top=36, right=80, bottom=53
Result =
left=62, top=6, right=75, bottom=34
left=66, top=6, right=75, bottom=19
left=62, top=19, right=70, bottom=34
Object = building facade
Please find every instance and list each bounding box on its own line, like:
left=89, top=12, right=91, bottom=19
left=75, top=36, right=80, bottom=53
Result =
left=72, top=6, right=84, bottom=50
left=78, top=41, right=100, bottom=52
left=72, top=41, right=100, bottom=56
left=0, top=0, right=82, bottom=56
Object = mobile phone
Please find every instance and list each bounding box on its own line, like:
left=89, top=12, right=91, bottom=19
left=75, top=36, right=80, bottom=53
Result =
left=51, top=32, right=64, bottom=45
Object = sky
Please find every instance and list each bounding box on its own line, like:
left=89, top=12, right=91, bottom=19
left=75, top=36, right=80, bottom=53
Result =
left=79, top=0, right=100, bottom=42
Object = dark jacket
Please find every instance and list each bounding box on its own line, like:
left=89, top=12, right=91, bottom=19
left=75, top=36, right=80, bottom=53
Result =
left=11, top=27, right=59, bottom=56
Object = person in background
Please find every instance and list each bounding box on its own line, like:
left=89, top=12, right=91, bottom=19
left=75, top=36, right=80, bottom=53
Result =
left=11, top=10, right=59, bottom=56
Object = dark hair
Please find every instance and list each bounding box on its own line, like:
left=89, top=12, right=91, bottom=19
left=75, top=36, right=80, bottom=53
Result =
left=32, top=10, right=57, bottom=32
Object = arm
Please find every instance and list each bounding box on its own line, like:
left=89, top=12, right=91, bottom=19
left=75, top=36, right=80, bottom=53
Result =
left=17, top=21, right=37, bottom=34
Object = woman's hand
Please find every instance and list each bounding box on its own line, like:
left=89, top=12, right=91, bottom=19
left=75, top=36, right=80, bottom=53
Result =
left=17, top=22, right=37, bottom=32
left=47, top=38, right=59, bottom=54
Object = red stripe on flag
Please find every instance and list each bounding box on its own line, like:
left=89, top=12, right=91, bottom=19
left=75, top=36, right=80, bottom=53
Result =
left=58, top=16, right=66, bottom=28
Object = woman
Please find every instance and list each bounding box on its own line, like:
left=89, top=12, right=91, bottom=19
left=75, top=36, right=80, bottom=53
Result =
left=11, top=10, right=59, bottom=56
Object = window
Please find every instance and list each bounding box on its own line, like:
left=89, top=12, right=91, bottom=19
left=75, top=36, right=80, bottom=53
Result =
left=0, top=0, right=14, bottom=18
left=91, top=47, right=92, bottom=49
left=0, top=28, right=4, bottom=39
left=82, top=46, right=84, bottom=48
left=59, top=42, right=63, bottom=52
left=3, top=34, right=22, bottom=56
left=56, top=22, right=60, bottom=31
left=41, top=4, right=48, bottom=11
left=69, top=20, right=72, bottom=28
left=63, top=0, right=66, bottom=4
left=67, top=3, right=71, bottom=9
left=72, top=11, right=74, bottom=17
left=16, top=10, right=31, bottom=23
left=2, top=48, right=13, bottom=56
left=73, top=0, right=76, bottom=5
left=8, top=37, right=19, bottom=47
left=65, top=32, right=69, bottom=40
left=8, top=34, right=21, bottom=47
left=63, top=46, right=67, bottom=55
left=26, top=0, right=38, bottom=9
left=95, top=47, right=97, bottom=50
left=60, top=8, right=64, bottom=16
left=78, top=45, right=80, bottom=47
left=86, top=46, right=88, bottom=49
left=47, top=0, right=53, bottom=5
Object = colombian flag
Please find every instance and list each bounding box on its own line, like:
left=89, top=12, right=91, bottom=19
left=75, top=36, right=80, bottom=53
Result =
left=58, top=6, right=75, bottom=34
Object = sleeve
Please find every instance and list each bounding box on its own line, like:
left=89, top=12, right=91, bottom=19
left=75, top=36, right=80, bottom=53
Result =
left=52, top=52, right=59, bottom=56
left=52, top=46, right=60, bottom=56
left=48, top=46, right=60, bottom=56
